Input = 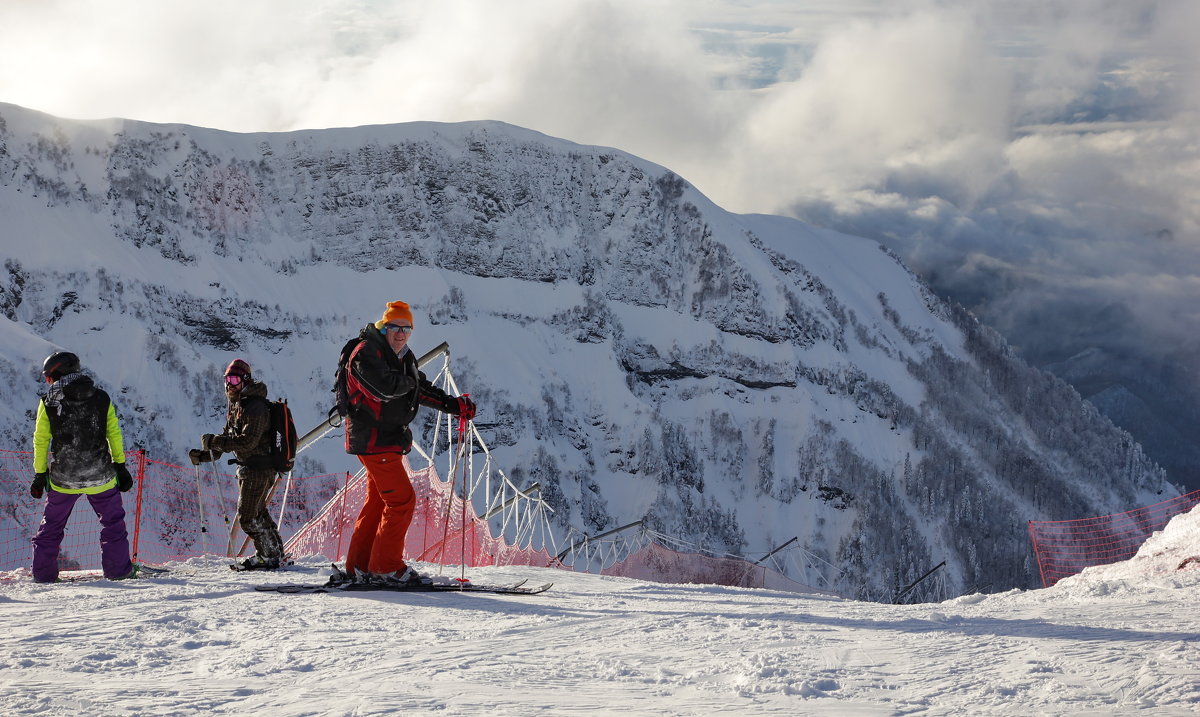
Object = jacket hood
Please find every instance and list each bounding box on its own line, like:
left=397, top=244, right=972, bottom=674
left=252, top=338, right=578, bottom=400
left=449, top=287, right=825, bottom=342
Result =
left=45, top=372, right=96, bottom=410
left=359, top=323, right=385, bottom=344
left=234, top=378, right=269, bottom=401
left=61, top=374, right=96, bottom=399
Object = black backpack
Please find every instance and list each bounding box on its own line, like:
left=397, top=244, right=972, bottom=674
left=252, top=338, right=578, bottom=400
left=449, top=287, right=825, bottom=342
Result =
left=245, top=396, right=299, bottom=473
left=331, top=337, right=360, bottom=421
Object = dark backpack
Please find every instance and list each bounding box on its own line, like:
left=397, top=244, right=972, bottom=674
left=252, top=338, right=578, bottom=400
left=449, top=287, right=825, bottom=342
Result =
left=245, top=396, right=299, bottom=473
left=331, top=337, right=361, bottom=421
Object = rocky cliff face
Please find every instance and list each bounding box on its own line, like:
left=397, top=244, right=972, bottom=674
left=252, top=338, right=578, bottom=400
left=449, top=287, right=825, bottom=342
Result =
left=0, top=102, right=1172, bottom=599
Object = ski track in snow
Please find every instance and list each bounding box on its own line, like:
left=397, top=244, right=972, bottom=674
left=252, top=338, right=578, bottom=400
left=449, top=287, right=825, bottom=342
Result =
left=1, top=548, right=1197, bottom=716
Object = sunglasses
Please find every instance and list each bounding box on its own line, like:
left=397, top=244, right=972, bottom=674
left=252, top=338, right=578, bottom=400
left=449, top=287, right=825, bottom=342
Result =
left=382, top=324, right=414, bottom=336
left=225, top=374, right=247, bottom=386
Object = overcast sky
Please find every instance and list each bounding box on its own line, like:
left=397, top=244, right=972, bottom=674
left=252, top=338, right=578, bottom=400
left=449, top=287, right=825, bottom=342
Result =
left=3, top=0, right=1199, bottom=368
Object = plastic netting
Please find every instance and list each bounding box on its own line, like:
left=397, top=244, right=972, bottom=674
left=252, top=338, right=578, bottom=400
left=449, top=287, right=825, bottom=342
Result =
left=1028, top=489, right=1200, bottom=586
left=1, top=449, right=118, bottom=573
left=132, top=455, right=344, bottom=564
left=0, top=448, right=344, bottom=572
left=285, top=457, right=560, bottom=568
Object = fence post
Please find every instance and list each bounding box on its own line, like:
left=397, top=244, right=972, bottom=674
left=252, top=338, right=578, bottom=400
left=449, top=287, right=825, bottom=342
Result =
left=335, top=471, right=350, bottom=562
left=1028, top=520, right=1049, bottom=588
left=131, top=449, right=146, bottom=562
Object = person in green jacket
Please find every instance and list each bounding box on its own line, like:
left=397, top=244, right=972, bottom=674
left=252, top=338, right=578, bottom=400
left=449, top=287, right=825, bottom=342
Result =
left=30, top=351, right=136, bottom=583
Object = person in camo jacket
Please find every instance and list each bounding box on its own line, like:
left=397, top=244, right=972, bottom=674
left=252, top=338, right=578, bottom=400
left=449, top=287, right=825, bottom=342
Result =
left=189, top=358, right=285, bottom=570
left=30, top=351, right=137, bottom=583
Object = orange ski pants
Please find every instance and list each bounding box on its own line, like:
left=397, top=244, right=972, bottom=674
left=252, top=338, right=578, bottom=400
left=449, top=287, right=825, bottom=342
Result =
left=345, top=453, right=415, bottom=575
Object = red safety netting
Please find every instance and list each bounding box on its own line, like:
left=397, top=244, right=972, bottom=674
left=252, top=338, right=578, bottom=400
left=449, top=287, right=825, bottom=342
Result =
left=1028, top=489, right=1200, bottom=587
left=0, top=448, right=344, bottom=573
left=1, top=449, right=115, bottom=573
left=601, top=541, right=830, bottom=594
left=284, top=456, right=560, bottom=568
left=5, top=441, right=835, bottom=594
left=132, top=454, right=344, bottom=564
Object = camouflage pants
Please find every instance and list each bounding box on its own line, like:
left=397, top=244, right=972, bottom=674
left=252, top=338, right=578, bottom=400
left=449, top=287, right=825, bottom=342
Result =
left=237, top=467, right=284, bottom=561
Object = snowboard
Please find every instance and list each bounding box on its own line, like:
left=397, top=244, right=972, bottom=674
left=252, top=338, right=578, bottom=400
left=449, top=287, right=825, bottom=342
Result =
left=50, top=563, right=175, bottom=584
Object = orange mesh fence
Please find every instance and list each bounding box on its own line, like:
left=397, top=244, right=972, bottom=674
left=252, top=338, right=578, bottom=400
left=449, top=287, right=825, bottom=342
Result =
left=1, top=449, right=117, bottom=573
left=284, top=456, right=560, bottom=568
left=1028, top=489, right=1200, bottom=587
left=409, top=462, right=559, bottom=568
left=283, top=470, right=363, bottom=563
left=8, top=441, right=838, bottom=593
left=602, top=541, right=824, bottom=594
left=132, top=454, right=344, bottom=564
left=1, top=448, right=344, bottom=572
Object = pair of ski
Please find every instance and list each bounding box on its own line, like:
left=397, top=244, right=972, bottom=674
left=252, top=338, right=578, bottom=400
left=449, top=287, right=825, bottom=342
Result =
left=254, top=575, right=552, bottom=596
left=42, top=563, right=552, bottom=596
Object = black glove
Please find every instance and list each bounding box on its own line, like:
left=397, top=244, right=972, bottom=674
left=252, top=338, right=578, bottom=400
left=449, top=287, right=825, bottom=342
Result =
left=189, top=448, right=222, bottom=465
left=30, top=473, right=47, bottom=499
left=455, top=395, right=477, bottom=422
left=200, top=433, right=218, bottom=451
left=114, top=463, right=133, bottom=492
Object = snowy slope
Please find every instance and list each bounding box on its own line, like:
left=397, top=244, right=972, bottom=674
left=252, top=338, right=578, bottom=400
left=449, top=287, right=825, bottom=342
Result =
left=0, top=101, right=1174, bottom=599
left=1, top=506, right=1197, bottom=715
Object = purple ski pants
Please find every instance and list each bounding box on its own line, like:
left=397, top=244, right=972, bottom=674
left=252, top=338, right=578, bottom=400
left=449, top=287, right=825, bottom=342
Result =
left=32, top=486, right=133, bottom=582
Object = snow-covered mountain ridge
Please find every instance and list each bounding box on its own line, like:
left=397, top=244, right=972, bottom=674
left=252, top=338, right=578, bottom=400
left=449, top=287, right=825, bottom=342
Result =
left=0, top=102, right=1173, bottom=599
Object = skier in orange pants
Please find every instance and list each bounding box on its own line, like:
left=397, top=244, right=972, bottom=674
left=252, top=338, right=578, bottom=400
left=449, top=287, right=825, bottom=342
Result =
left=334, top=301, right=476, bottom=586
left=345, top=453, right=416, bottom=575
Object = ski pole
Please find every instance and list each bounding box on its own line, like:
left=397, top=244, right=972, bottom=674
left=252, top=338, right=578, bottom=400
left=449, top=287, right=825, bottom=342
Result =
left=458, top=429, right=472, bottom=582
left=195, top=463, right=208, bottom=555
left=215, top=464, right=231, bottom=527
left=276, top=469, right=294, bottom=530
left=437, top=416, right=472, bottom=571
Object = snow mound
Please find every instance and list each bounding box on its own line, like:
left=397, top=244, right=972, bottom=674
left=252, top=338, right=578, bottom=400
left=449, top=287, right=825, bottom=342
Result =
left=1054, top=504, right=1200, bottom=595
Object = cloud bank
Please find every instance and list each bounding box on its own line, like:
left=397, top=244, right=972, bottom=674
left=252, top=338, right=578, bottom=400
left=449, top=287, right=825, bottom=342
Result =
left=4, top=0, right=1200, bottom=477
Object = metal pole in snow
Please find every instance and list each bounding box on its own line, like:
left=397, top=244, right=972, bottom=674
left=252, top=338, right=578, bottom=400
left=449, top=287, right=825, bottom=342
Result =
left=893, top=560, right=946, bottom=604
left=336, top=471, right=350, bottom=562
left=753, top=536, right=799, bottom=565
left=1028, top=520, right=1050, bottom=588
left=131, top=450, right=146, bottom=562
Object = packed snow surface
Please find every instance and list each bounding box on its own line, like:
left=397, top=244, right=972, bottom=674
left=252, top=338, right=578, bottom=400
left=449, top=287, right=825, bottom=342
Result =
left=2, top=507, right=1197, bottom=715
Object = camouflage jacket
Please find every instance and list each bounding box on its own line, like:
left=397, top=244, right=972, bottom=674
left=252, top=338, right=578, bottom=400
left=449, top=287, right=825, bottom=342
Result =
left=211, top=379, right=272, bottom=469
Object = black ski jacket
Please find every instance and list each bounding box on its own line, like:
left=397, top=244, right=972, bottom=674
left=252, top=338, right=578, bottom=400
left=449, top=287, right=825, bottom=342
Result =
left=343, top=324, right=459, bottom=455
left=33, top=373, right=126, bottom=491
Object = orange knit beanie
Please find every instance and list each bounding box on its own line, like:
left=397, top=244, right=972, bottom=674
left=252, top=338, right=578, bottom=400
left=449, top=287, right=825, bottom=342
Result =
left=375, top=301, right=414, bottom=329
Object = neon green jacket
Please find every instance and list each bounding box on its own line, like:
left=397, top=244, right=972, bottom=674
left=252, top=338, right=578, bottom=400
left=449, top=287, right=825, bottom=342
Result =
left=33, top=375, right=126, bottom=494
